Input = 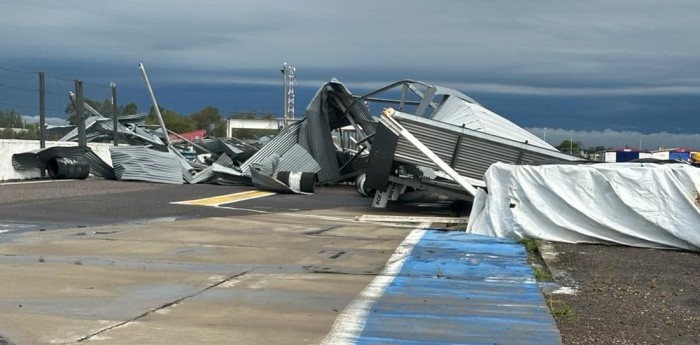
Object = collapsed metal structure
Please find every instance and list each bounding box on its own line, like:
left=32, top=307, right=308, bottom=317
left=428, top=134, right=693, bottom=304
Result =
left=345, top=80, right=581, bottom=207
left=11, top=73, right=579, bottom=201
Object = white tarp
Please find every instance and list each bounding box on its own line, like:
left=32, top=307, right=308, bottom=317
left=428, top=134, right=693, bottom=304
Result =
left=467, top=162, right=700, bottom=251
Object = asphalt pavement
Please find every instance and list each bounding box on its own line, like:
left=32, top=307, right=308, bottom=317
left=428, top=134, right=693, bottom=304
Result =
left=0, top=179, right=560, bottom=345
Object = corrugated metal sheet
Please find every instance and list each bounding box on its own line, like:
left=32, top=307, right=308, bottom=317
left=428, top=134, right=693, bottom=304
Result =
left=240, top=79, right=375, bottom=183
left=432, top=96, right=551, bottom=149
left=390, top=113, right=579, bottom=181
left=110, top=146, right=183, bottom=184
left=240, top=121, right=302, bottom=174
left=356, top=231, right=561, bottom=345
left=277, top=143, right=322, bottom=174
left=12, top=146, right=115, bottom=179
left=303, top=82, right=343, bottom=182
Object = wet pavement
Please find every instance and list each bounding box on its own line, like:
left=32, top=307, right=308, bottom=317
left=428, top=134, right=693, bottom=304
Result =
left=0, top=179, right=557, bottom=344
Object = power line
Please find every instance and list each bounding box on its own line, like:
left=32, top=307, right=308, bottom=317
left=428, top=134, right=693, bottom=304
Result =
left=0, top=101, right=36, bottom=110
left=0, top=82, right=37, bottom=92
left=0, top=65, right=35, bottom=75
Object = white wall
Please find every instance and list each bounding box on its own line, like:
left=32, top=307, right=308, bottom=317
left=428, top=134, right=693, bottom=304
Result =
left=0, top=140, right=114, bottom=181
left=651, top=151, right=670, bottom=160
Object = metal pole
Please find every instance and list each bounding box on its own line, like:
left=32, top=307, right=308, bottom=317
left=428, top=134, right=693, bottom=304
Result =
left=570, top=136, right=573, bottom=155
left=75, top=80, right=87, bottom=147
left=281, top=63, right=288, bottom=128
left=38, top=72, right=46, bottom=149
left=381, top=108, right=478, bottom=197
left=138, top=62, right=172, bottom=148
left=111, top=82, right=118, bottom=146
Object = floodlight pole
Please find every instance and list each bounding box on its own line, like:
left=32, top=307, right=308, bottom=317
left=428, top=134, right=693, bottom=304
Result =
left=138, top=62, right=172, bottom=148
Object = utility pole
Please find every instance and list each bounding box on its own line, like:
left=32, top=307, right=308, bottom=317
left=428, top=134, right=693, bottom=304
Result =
left=38, top=72, right=45, bottom=149
left=570, top=136, right=573, bottom=155
left=75, top=80, right=86, bottom=147
left=543, top=127, right=547, bottom=143
left=111, top=82, right=118, bottom=146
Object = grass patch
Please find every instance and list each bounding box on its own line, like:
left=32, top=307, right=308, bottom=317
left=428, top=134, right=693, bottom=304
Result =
left=519, top=238, right=553, bottom=281
left=547, top=297, right=575, bottom=320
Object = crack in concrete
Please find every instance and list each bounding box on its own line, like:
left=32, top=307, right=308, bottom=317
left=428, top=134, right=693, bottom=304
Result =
left=76, top=271, right=249, bottom=342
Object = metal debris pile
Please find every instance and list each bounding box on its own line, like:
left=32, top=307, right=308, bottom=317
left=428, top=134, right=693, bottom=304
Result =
left=12, top=71, right=575, bottom=199
left=12, top=68, right=700, bottom=252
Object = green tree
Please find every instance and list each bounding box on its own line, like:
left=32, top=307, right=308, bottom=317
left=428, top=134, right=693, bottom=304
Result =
left=189, top=106, right=223, bottom=134
left=122, top=102, right=138, bottom=115
left=0, top=109, right=24, bottom=128
left=147, top=106, right=195, bottom=134
left=556, top=140, right=584, bottom=155
left=584, top=145, right=607, bottom=154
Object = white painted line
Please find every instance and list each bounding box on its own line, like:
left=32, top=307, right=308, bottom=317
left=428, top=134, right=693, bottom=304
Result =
left=321, top=222, right=430, bottom=345
left=356, top=214, right=469, bottom=224
left=0, top=179, right=78, bottom=186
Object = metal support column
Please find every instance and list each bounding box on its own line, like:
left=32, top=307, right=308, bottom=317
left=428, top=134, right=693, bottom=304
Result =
left=111, top=82, right=118, bottom=146
left=75, top=80, right=87, bottom=147
left=38, top=72, right=46, bottom=149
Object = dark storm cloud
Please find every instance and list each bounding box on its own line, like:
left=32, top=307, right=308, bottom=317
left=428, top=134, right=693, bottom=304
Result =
left=1, top=0, right=699, bottom=136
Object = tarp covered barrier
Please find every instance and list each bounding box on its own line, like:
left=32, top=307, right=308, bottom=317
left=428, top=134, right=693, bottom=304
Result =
left=467, top=162, right=700, bottom=251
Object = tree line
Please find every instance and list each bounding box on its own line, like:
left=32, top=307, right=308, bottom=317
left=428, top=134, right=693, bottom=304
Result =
left=2, top=97, right=280, bottom=140
left=0, top=109, right=42, bottom=140
left=63, top=97, right=278, bottom=137
left=555, top=139, right=607, bottom=157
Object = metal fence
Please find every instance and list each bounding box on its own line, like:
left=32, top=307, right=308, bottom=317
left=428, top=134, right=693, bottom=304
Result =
left=0, top=65, right=113, bottom=145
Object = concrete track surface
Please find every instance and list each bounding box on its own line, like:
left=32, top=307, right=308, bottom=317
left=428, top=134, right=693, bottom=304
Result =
left=0, top=179, right=558, bottom=345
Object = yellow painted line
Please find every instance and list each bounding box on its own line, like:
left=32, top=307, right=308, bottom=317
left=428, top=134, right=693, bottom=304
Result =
left=172, top=190, right=275, bottom=207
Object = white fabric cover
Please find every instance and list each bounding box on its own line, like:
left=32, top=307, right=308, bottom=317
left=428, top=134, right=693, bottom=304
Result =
left=467, top=162, right=700, bottom=251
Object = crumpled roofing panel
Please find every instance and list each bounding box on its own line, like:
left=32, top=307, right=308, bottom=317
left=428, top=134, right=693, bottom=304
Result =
left=12, top=146, right=115, bottom=179
left=431, top=96, right=552, bottom=149
left=110, top=146, right=184, bottom=184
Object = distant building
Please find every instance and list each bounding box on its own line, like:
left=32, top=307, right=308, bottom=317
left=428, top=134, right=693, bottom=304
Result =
left=650, top=147, right=691, bottom=162
left=604, top=147, right=651, bottom=162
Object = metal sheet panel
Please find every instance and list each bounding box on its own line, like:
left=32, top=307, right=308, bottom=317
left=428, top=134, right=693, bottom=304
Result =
left=432, top=96, right=552, bottom=150
left=12, top=146, right=115, bottom=179
left=356, top=231, right=561, bottom=345
left=240, top=121, right=302, bottom=174
left=110, top=146, right=183, bottom=184
left=277, top=144, right=322, bottom=174
left=389, top=113, right=579, bottom=181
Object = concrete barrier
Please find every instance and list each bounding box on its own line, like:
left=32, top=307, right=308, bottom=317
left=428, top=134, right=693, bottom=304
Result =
left=0, top=140, right=114, bottom=181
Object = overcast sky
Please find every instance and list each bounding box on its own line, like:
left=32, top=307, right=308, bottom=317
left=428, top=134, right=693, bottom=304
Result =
left=1, top=1, right=699, bottom=148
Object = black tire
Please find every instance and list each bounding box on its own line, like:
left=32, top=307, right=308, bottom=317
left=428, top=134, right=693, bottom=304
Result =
left=276, top=171, right=315, bottom=193
left=46, top=156, right=90, bottom=180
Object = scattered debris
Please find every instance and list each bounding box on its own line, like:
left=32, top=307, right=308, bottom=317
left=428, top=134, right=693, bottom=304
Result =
left=12, top=70, right=700, bottom=253
left=12, top=146, right=115, bottom=179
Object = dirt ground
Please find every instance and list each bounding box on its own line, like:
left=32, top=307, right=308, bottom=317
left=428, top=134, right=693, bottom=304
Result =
left=543, top=242, right=700, bottom=345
